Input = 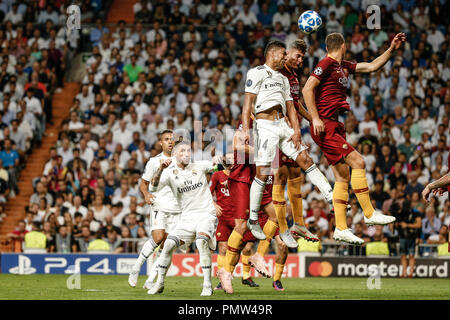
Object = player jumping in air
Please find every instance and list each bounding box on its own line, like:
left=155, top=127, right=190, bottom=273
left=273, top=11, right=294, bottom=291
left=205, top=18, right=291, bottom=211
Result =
left=147, top=140, right=223, bottom=296
left=302, top=32, right=406, bottom=245
left=128, top=130, right=180, bottom=289
left=242, top=40, right=334, bottom=242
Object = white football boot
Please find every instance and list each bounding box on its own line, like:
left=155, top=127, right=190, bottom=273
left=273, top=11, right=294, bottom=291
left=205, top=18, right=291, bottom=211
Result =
left=200, top=285, right=213, bottom=296
left=364, top=210, right=396, bottom=226
left=128, top=270, right=139, bottom=287
left=147, top=282, right=164, bottom=295
left=333, top=228, right=364, bottom=245
left=247, top=219, right=266, bottom=240
left=279, top=230, right=299, bottom=248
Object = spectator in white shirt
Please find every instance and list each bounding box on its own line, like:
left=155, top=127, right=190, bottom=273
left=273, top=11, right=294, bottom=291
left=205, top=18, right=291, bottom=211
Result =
left=272, top=5, right=291, bottom=31
left=57, top=138, right=74, bottom=167
left=232, top=3, right=257, bottom=27
left=113, top=120, right=133, bottom=150
left=68, top=111, right=84, bottom=133
left=305, top=206, right=329, bottom=239
left=427, top=24, right=445, bottom=53
left=79, top=138, right=94, bottom=168
left=69, top=195, right=88, bottom=219
left=3, top=3, right=22, bottom=24
left=76, top=84, right=95, bottom=112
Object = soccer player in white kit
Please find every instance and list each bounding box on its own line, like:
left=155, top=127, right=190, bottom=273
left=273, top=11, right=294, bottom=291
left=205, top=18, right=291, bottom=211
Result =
left=147, top=140, right=224, bottom=296
left=128, top=130, right=181, bottom=288
left=242, top=40, right=334, bottom=240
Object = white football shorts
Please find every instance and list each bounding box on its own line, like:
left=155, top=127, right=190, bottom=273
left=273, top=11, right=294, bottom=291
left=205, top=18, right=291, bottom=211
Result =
left=169, top=211, right=218, bottom=251
left=150, top=209, right=181, bottom=232
left=253, top=118, right=308, bottom=166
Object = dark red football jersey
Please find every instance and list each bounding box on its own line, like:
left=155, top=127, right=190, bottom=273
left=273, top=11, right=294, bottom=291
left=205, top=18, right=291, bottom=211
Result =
left=210, top=171, right=234, bottom=220
left=310, top=56, right=356, bottom=119
left=280, top=65, right=301, bottom=108
left=229, top=119, right=255, bottom=185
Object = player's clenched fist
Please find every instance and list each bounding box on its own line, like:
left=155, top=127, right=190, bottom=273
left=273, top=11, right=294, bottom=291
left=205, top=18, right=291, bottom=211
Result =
left=144, top=193, right=155, bottom=205
left=159, top=158, right=172, bottom=169
left=390, top=33, right=406, bottom=51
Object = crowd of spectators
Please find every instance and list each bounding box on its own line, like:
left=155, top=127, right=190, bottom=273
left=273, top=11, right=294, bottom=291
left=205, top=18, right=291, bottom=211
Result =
left=6, top=0, right=450, bottom=256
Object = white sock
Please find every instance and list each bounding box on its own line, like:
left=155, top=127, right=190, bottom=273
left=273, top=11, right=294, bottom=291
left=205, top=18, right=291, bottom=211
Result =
left=156, top=237, right=178, bottom=285
left=249, top=177, right=266, bottom=220
left=133, top=238, right=158, bottom=272
left=147, top=250, right=161, bottom=283
left=305, top=164, right=333, bottom=203
left=196, top=236, right=212, bottom=287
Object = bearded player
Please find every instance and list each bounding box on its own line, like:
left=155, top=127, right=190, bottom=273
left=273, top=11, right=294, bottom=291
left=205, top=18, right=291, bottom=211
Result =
left=210, top=153, right=259, bottom=289
left=242, top=40, right=335, bottom=242
left=302, top=32, right=406, bottom=244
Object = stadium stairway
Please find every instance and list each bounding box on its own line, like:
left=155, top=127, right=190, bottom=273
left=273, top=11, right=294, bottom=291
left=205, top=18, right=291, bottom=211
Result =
left=0, top=83, right=80, bottom=252
left=106, top=0, right=137, bottom=24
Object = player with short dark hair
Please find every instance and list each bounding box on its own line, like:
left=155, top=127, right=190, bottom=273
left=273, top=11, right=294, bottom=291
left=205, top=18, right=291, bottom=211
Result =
left=302, top=32, right=406, bottom=244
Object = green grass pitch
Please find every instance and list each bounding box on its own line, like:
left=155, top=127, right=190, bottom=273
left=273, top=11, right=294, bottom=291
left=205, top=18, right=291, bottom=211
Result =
left=0, top=274, right=448, bottom=300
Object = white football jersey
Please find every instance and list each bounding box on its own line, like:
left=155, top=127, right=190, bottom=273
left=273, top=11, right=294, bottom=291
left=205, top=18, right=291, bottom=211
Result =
left=142, top=153, right=180, bottom=214
left=245, top=64, right=293, bottom=115
left=153, top=160, right=217, bottom=217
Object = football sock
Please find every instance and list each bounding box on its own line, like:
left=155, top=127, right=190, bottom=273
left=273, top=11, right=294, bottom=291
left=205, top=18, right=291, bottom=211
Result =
left=147, top=249, right=161, bottom=283
left=274, top=263, right=285, bottom=281
left=216, top=254, right=225, bottom=270
left=287, top=176, right=304, bottom=226
left=257, top=220, right=278, bottom=256
left=305, top=164, right=333, bottom=203
left=133, top=238, right=158, bottom=272
left=241, top=253, right=251, bottom=280
left=333, top=181, right=349, bottom=231
left=273, top=184, right=288, bottom=233
left=249, top=178, right=266, bottom=221
left=156, top=237, right=178, bottom=285
left=351, top=169, right=374, bottom=219
left=224, top=231, right=243, bottom=273
left=196, top=236, right=212, bottom=287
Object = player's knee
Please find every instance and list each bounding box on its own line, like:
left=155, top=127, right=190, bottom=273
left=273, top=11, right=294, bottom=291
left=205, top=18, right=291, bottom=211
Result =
left=235, top=219, right=247, bottom=234
left=152, top=233, right=166, bottom=245
left=278, top=240, right=287, bottom=252
left=298, top=151, right=313, bottom=168
left=195, top=235, right=209, bottom=252
left=349, top=153, right=365, bottom=169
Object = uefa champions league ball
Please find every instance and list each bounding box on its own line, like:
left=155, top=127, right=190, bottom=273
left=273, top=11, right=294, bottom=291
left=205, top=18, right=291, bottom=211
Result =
left=298, top=10, right=322, bottom=34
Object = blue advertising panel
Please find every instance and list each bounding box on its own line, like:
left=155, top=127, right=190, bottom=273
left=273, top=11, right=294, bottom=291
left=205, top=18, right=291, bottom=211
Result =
left=0, top=253, right=147, bottom=275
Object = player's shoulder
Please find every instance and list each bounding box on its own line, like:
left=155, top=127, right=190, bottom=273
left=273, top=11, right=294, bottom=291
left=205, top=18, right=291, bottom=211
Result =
left=247, top=65, right=266, bottom=75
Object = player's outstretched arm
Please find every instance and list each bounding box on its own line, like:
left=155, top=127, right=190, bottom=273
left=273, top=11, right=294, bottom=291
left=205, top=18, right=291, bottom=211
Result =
left=422, top=172, right=450, bottom=201
left=302, top=76, right=324, bottom=135
left=355, top=33, right=406, bottom=73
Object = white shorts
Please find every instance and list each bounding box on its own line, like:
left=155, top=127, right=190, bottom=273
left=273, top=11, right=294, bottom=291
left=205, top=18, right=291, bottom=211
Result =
left=253, top=118, right=308, bottom=166
left=169, top=212, right=218, bottom=251
left=150, top=209, right=181, bottom=233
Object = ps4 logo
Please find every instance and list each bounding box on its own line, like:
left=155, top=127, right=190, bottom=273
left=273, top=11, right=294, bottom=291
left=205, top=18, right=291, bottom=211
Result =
left=8, top=255, right=37, bottom=274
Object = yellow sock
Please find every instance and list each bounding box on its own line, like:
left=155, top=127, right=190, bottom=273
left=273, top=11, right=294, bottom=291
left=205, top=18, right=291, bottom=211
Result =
left=224, top=231, right=243, bottom=273
left=257, top=220, right=278, bottom=256
left=274, top=263, right=284, bottom=281
left=273, top=184, right=288, bottom=233
left=241, top=254, right=251, bottom=280
left=333, top=181, right=349, bottom=230
left=217, top=254, right=225, bottom=269
left=287, top=176, right=304, bottom=226
left=351, top=169, right=374, bottom=219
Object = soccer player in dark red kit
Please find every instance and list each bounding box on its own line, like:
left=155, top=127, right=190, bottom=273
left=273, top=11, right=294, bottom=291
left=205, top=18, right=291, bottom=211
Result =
left=302, top=32, right=406, bottom=244
left=217, top=119, right=280, bottom=294
left=210, top=153, right=259, bottom=289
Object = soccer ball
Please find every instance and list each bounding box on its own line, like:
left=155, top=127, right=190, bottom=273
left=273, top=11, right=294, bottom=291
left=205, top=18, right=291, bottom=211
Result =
left=298, top=10, right=322, bottom=34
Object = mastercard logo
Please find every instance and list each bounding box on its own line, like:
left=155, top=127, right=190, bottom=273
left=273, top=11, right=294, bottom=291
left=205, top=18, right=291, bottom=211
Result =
left=308, top=261, right=333, bottom=277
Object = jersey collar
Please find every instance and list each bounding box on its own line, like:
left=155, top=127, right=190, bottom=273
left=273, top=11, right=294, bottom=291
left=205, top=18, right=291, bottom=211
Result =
left=264, top=64, right=277, bottom=74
